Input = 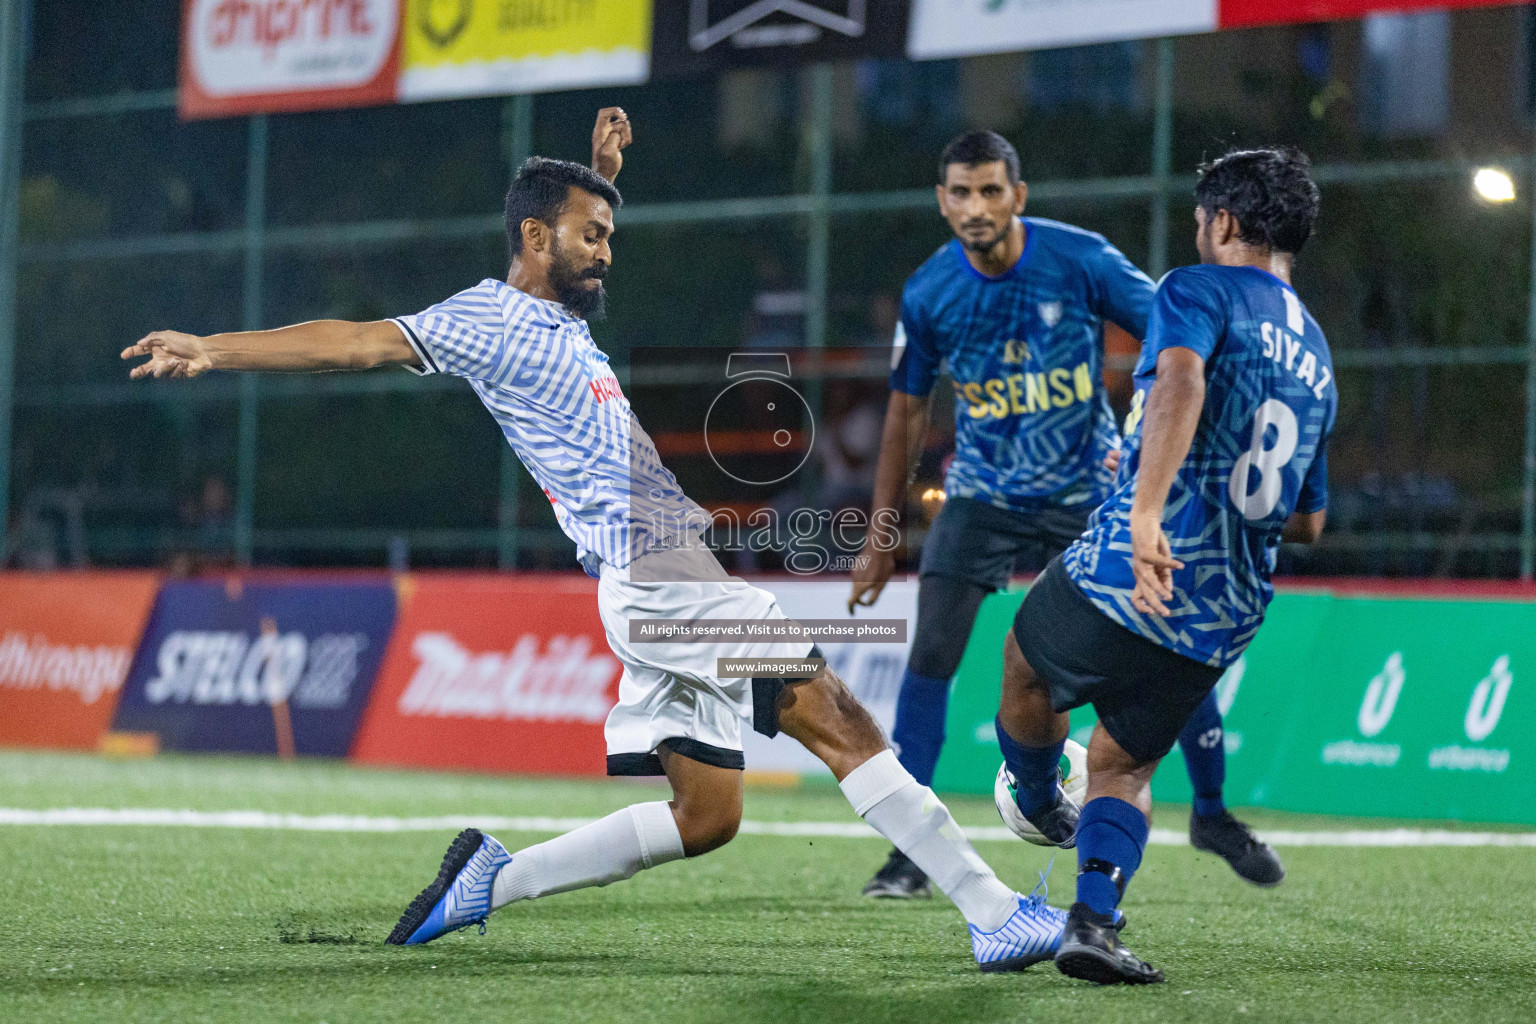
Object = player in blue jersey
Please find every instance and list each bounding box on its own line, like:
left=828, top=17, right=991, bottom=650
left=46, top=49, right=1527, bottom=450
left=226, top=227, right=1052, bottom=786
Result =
left=848, top=129, right=1279, bottom=898
left=122, top=109, right=1069, bottom=972
left=994, top=148, right=1333, bottom=984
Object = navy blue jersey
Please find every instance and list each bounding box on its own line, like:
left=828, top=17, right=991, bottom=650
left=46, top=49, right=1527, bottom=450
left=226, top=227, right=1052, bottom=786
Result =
left=1064, top=265, right=1337, bottom=667
left=890, top=217, right=1154, bottom=510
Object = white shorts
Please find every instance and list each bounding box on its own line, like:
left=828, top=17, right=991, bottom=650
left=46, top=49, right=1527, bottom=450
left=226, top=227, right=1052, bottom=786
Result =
left=597, top=545, right=817, bottom=774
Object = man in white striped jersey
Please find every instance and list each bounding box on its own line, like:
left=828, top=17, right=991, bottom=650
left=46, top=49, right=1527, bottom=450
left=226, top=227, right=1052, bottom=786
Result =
left=121, top=108, right=1065, bottom=971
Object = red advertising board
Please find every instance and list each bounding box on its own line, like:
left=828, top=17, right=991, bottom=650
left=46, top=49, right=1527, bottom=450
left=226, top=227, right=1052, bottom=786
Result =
left=1219, top=0, right=1519, bottom=29
left=179, top=0, right=401, bottom=120
left=350, top=574, right=620, bottom=776
left=0, top=573, right=161, bottom=749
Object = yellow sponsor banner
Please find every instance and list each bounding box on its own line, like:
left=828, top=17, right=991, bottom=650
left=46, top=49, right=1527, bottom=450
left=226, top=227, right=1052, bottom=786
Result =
left=400, top=0, right=652, bottom=101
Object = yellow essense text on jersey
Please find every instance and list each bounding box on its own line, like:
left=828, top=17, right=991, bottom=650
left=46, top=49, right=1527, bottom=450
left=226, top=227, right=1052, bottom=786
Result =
left=955, top=363, right=1095, bottom=420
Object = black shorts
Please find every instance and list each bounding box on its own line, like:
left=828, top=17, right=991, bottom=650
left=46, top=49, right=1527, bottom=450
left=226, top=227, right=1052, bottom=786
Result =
left=920, top=496, right=1090, bottom=590
left=1011, top=557, right=1223, bottom=764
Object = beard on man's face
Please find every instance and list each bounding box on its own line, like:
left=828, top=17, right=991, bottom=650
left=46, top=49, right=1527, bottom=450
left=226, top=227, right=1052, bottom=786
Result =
left=956, top=216, right=1009, bottom=254
left=549, top=238, right=609, bottom=321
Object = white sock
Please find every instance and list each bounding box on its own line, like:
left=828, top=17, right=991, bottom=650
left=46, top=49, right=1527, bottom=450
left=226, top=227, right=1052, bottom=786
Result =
left=490, top=801, right=685, bottom=910
left=840, top=750, right=1018, bottom=933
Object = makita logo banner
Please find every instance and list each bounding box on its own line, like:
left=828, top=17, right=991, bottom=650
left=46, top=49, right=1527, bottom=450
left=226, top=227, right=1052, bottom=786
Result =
left=0, top=573, right=161, bottom=749
left=352, top=576, right=617, bottom=775
left=113, top=580, right=396, bottom=756
left=180, top=0, right=401, bottom=119
left=397, top=632, right=619, bottom=723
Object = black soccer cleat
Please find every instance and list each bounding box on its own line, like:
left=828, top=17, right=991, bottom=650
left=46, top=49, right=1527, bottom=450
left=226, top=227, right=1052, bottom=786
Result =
left=1055, top=902, right=1164, bottom=985
left=1024, top=786, right=1080, bottom=849
left=861, top=848, right=931, bottom=899
left=1190, top=809, right=1285, bottom=887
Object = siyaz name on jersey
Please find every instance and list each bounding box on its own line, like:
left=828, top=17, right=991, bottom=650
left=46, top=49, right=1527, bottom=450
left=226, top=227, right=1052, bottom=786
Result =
left=953, top=361, right=1095, bottom=420
left=1259, top=321, right=1332, bottom=400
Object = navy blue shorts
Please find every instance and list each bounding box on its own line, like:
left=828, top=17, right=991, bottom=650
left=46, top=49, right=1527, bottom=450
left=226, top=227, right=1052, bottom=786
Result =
left=920, top=496, right=1090, bottom=590
left=1011, top=557, right=1223, bottom=764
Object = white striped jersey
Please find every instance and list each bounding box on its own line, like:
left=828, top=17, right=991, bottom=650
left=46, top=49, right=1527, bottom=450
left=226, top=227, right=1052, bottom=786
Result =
left=391, top=279, right=707, bottom=575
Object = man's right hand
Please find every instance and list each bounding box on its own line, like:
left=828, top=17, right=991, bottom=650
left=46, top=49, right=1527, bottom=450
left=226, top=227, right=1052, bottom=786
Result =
left=1128, top=510, right=1182, bottom=617
left=848, top=543, right=896, bottom=613
left=122, top=331, right=214, bottom=380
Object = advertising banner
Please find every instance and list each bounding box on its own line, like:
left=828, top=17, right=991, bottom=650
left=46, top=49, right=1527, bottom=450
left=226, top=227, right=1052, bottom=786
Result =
left=651, top=0, right=911, bottom=79
left=940, top=583, right=1536, bottom=826
left=909, top=0, right=1214, bottom=61
left=350, top=575, right=621, bottom=775
left=908, top=0, right=1518, bottom=61
left=111, top=579, right=397, bottom=756
left=1255, top=594, right=1536, bottom=821
left=1219, top=1, right=1520, bottom=31
left=0, top=573, right=161, bottom=749
left=179, top=0, right=402, bottom=119
left=398, top=0, right=652, bottom=101
left=740, top=578, right=917, bottom=775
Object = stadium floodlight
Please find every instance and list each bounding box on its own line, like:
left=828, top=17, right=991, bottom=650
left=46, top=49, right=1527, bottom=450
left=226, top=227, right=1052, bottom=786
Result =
left=1473, top=167, right=1516, bottom=204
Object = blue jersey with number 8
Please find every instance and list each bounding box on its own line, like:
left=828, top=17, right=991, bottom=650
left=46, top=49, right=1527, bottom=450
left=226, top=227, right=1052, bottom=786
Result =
left=1063, top=264, right=1336, bottom=668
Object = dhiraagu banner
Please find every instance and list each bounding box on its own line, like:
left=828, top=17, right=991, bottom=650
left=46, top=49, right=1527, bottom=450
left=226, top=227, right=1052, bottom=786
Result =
left=399, top=0, right=652, bottom=102
left=938, top=584, right=1536, bottom=826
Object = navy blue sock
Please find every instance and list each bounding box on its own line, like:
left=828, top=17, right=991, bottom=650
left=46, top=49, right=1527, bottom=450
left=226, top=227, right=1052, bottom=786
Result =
left=1178, top=690, right=1227, bottom=817
left=1075, top=796, right=1149, bottom=916
left=994, top=718, right=1064, bottom=818
left=890, top=669, right=951, bottom=787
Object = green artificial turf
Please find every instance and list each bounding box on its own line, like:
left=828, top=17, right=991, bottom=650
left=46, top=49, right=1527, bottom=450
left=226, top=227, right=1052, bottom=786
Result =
left=1, top=749, right=1533, bottom=1023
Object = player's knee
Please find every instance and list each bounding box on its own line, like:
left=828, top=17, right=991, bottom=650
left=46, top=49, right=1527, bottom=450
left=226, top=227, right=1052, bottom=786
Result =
left=674, top=803, right=740, bottom=857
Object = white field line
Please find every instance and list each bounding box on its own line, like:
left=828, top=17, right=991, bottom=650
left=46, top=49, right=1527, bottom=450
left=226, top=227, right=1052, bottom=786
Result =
left=1, top=807, right=1535, bottom=847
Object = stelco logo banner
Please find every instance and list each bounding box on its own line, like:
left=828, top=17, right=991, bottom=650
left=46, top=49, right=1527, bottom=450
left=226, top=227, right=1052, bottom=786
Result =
left=350, top=575, right=622, bottom=775
left=180, top=0, right=402, bottom=118
left=111, top=579, right=397, bottom=756
left=0, top=573, right=161, bottom=749
left=942, top=584, right=1536, bottom=825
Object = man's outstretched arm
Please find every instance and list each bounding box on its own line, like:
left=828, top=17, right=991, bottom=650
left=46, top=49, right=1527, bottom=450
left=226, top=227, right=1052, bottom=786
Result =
left=121, top=320, right=419, bottom=379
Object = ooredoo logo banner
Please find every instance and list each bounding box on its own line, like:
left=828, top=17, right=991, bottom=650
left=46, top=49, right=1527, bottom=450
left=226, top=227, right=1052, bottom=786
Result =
left=180, top=0, right=402, bottom=119
left=351, top=575, right=620, bottom=775
left=0, top=573, right=161, bottom=749
left=111, top=579, right=397, bottom=755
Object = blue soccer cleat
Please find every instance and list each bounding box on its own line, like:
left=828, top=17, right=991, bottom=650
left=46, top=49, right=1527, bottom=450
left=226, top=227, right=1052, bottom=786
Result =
left=386, top=828, right=512, bottom=946
left=970, top=889, right=1069, bottom=972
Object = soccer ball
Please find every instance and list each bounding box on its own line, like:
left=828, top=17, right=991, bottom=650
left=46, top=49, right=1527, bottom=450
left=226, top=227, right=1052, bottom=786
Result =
left=993, top=738, right=1088, bottom=846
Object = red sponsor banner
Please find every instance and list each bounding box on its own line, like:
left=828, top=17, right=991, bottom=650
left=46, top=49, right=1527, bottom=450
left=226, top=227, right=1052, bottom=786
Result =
left=179, top=0, right=401, bottom=120
left=350, top=574, right=620, bottom=775
left=0, top=573, right=161, bottom=749
left=1219, top=0, right=1519, bottom=30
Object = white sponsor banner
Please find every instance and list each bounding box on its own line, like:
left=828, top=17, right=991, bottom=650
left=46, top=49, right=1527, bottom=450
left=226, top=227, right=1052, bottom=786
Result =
left=186, top=0, right=401, bottom=98
left=741, top=579, right=918, bottom=775
left=907, top=0, right=1217, bottom=60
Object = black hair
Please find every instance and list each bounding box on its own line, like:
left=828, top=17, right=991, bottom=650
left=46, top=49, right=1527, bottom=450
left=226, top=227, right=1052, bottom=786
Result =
left=938, top=130, right=1020, bottom=185
left=1193, top=148, right=1320, bottom=255
left=504, top=156, right=622, bottom=256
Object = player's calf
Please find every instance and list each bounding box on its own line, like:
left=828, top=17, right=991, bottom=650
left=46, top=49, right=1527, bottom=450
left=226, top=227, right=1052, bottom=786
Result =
left=658, top=742, right=743, bottom=857
left=996, top=631, right=1079, bottom=847
left=1053, top=724, right=1162, bottom=982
